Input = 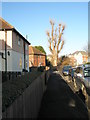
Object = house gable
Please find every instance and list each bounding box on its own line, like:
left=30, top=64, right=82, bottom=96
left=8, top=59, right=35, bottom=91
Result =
left=0, top=17, right=30, bottom=45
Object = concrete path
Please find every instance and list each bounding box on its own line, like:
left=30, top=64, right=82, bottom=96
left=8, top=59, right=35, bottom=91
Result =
left=38, top=72, right=89, bottom=119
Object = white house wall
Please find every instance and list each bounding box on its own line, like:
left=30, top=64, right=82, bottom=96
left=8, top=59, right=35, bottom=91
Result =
left=11, top=50, right=24, bottom=72
left=1, top=49, right=29, bottom=72
left=11, top=50, right=29, bottom=72
left=74, top=53, right=83, bottom=65
left=0, top=30, right=29, bottom=72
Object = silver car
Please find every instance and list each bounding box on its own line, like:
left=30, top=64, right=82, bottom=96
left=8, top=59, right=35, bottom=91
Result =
left=74, top=65, right=90, bottom=108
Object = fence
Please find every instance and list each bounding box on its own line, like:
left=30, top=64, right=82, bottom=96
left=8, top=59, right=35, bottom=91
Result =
left=2, top=71, right=22, bottom=82
left=2, top=70, right=50, bottom=119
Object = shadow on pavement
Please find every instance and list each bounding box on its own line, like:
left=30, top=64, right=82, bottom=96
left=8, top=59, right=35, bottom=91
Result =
left=38, top=73, right=89, bottom=119
left=75, top=89, right=86, bottom=104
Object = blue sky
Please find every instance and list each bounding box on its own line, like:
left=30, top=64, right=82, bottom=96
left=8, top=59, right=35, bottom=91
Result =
left=2, top=2, right=88, bottom=56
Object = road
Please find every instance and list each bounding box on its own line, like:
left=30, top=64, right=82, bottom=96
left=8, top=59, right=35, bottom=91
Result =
left=38, top=71, right=89, bottom=119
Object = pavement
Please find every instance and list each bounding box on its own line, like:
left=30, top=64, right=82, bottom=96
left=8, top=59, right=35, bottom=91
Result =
left=38, top=71, right=89, bottom=119
left=0, top=84, right=2, bottom=120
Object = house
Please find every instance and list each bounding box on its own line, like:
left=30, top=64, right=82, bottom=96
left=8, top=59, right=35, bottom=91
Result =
left=68, top=54, right=77, bottom=66
left=47, top=54, right=53, bottom=62
left=29, top=46, right=46, bottom=67
left=0, top=17, right=30, bottom=72
left=68, top=51, right=88, bottom=66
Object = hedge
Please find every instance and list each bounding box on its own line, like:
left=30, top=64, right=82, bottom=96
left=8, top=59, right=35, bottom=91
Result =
left=37, top=66, right=45, bottom=72
left=2, top=71, right=41, bottom=112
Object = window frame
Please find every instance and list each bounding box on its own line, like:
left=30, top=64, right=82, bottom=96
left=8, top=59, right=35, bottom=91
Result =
left=18, top=38, right=21, bottom=46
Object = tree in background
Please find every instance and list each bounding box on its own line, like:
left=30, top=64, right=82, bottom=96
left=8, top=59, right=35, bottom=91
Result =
left=58, top=55, right=66, bottom=66
left=46, top=20, right=65, bottom=66
left=35, top=46, right=46, bottom=54
left=46, top=58, right=53, bottom=67
left=61, top=56, right=70, bottom=66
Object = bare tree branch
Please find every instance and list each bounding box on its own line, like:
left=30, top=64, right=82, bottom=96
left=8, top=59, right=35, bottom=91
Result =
left=46, top=20, right=65, bottom=66
left=57, top=25, right=65, bottom=47
left=58, top=40, right=64, bottom=54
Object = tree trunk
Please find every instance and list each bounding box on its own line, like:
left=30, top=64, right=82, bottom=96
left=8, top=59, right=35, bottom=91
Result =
left=53, top=53, right=57, bottom=66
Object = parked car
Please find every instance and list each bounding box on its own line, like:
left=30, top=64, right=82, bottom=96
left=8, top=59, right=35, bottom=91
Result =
left=74, top=64, right=90, bottom=108
left=62, top=65, right=72, bottom=76
left=68, top=67, right=76, bottom=82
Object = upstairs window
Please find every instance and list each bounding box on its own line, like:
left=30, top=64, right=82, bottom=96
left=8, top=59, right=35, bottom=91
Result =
left=25, top=44, right=28, bottom=50
left=18, top=38, right=21, bottom=46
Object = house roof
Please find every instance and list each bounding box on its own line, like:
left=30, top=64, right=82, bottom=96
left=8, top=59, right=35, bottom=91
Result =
left=0, top=17, right=30, bottom=45
left=72, top=51, right=88, bottom=56
left=29, top=46, right=46, bottom=56
left=0, top=17, right=14, bottom=29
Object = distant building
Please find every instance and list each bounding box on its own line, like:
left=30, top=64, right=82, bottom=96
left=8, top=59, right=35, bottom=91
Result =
left=0, top=17, right=30, bottom=72
left=68, top=51, right=88, bottom=66
left=29, top=46, right=46, bottom=67
left=47, top=54, right=52, bottom=62
left=68, top=54, right=77, bottom=66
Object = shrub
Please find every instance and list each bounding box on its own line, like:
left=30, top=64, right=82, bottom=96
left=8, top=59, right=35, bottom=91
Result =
left=46, top=59, right=53, bottom=67
left=22, top=69, right=28, bottom=72
left=38, top=66, right=45, bottom=72
left=2, top=71, right=41, bottom=112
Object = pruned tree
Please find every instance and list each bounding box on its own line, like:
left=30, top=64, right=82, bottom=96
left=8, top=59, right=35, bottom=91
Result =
left=46, top=19, right=65, bottom=66
left=35, top=46, right=46, bottom=54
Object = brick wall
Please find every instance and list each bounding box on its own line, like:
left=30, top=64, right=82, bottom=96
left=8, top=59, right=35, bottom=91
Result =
left=29, top=54, right=46, bottom=67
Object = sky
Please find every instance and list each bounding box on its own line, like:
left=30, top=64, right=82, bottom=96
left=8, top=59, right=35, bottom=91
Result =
left=1, top=2, right=88, bottom=56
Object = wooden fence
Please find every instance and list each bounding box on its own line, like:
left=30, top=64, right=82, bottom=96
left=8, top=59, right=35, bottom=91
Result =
left=2, top=70, right=50, bottom=119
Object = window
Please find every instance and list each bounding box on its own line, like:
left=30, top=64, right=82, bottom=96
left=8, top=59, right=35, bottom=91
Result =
left=16, top=34, right=18, bottom=41
left=18, top=38, right=21, bottom=46
left=22, top=40, right=23, bottom=47
left=20, top=57, right=22, bottom=69
left=84, top=67, right=90, bottom=77
left=25, top=44, right=27, bottom=50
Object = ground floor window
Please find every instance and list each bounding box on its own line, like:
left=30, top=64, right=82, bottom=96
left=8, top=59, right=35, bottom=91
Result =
left=20, top=57, right=22, bottom=69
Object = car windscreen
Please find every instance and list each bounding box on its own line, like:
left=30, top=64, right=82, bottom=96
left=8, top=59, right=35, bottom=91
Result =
left=72, top=68, right=76, bottom=72
left=84, top=67, right=90, bottom=77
